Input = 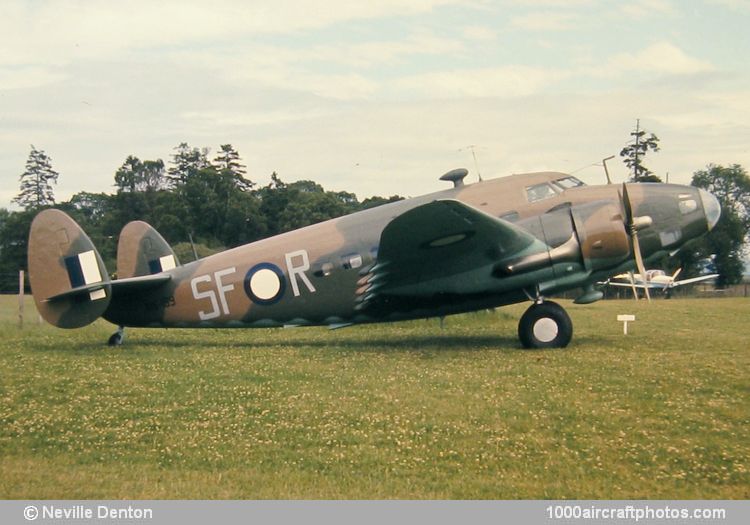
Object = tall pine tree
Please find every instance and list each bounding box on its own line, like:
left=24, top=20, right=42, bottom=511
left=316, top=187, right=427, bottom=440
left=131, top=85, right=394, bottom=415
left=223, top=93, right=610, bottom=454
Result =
left=620, top=120, right=661, bottom=183
left=13, top=145, right=59, bottom=210
left=166, top=142, right=209, bottom=188
left=213, top=144, right=253, bottom=191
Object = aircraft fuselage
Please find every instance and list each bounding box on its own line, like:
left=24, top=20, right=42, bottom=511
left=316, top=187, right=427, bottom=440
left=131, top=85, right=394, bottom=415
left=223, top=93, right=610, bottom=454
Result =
left=101, top=172, right=718, bottom=329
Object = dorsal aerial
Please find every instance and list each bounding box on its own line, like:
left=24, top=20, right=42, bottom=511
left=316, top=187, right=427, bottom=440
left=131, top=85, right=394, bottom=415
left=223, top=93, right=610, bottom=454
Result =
left=27, top=169, right=720, bottom=348
left=439, top=168, right=468, bottom=188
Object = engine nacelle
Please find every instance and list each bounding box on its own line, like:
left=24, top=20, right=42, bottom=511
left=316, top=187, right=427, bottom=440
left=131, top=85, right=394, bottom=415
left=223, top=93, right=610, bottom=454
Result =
left=497, top=201, right=631, bottom=278
left=569, top=201, right=631, bottom=272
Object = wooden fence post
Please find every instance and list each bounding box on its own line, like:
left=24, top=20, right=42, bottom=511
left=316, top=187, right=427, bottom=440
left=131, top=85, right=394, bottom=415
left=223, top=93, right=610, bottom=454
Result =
left=18, top=270, right=24, bottom=329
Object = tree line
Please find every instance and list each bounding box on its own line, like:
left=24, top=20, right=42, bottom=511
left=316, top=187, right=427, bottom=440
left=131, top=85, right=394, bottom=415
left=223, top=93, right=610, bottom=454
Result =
left=1, top=136, right=749, bottom=292
left=0, top=143, right=402, bottom=291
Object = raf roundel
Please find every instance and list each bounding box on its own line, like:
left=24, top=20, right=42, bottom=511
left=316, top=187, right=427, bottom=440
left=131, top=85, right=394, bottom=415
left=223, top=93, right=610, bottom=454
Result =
left=244, top=263, right=286, bottom=305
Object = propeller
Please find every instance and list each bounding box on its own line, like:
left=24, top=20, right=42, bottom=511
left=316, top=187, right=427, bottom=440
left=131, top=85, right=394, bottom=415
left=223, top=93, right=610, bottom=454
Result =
left=666, top=267, right=683, bottom=291
left=620, top=183, right=652, bottom=302
left=627, top=271, right=639, bottom=301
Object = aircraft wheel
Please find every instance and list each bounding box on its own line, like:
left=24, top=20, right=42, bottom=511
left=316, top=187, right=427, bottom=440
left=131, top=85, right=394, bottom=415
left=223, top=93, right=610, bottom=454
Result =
left=108, top=330, right=124, bottom=346
left=518, top=301, right=572, bottom=349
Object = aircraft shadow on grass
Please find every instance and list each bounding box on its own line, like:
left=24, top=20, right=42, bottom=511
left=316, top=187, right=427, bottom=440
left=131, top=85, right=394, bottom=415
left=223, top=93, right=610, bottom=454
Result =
left=31, top=330, right=614, bottom=355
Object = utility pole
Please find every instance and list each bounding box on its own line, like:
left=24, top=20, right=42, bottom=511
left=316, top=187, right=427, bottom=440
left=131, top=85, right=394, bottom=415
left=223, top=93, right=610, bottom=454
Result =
left=633, top=118, right=640, bottom=181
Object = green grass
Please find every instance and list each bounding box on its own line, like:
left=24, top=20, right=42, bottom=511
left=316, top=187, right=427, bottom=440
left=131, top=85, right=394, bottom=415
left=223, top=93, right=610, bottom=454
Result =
left=0, top=296, right=748, bottom=499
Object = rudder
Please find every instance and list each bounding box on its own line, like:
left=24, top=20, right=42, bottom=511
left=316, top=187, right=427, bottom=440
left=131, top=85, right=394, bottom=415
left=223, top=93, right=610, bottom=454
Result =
left=28, top=209, right=111, bottom=328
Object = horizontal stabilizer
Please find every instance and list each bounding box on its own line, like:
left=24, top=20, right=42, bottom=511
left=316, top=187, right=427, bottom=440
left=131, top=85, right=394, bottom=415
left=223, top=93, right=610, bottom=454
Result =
left=46, top=283, right=109, bottom=303
left=47, top=273, right=172, bottom=303
left=110, top=273, right=172, bottom=296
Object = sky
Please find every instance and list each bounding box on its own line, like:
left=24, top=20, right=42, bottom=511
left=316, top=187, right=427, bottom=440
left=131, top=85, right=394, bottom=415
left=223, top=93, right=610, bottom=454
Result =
left=2, top=0, right=749, bottom=207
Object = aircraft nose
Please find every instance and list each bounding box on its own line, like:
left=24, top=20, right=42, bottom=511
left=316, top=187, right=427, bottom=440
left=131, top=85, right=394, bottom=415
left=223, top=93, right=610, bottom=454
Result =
left=699, top=189, right=721, bottom=231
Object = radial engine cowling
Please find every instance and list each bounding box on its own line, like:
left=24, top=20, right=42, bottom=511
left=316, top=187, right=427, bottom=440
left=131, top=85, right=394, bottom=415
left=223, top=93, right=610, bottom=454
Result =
left=499, top=201, right=632, bottom=278
left=569, top=201, right=632, bottom=272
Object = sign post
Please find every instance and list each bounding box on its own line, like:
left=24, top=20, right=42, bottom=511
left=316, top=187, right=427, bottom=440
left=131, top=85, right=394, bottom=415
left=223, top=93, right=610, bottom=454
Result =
left=617, top=314, right=635, bottom=335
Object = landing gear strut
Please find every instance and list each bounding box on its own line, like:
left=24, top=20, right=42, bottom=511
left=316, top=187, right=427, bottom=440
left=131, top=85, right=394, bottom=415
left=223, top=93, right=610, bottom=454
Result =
left=518, top=300, right=572, bottom=349
left=108, top=326, right=125, bottom=346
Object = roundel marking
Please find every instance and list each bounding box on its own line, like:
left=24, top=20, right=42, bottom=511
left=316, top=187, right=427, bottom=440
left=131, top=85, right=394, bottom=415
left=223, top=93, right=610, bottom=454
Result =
left=244, top=263, right=286, bottom=305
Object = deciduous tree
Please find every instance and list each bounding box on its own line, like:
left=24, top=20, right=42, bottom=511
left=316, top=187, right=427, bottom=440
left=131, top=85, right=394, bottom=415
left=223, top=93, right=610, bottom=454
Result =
left=675, top=164, right=750, bottom=287
left=691, top=164, right=749, bottom=286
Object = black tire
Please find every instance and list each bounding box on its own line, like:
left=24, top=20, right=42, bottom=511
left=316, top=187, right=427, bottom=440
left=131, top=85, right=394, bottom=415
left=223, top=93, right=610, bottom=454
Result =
left=518, top=301, right=573, bottom=349
left=108, top=332, right=123, bottom=346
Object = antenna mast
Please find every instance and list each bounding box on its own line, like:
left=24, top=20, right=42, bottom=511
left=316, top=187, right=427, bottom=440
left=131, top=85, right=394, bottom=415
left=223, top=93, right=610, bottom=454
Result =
left=461, top=145, right=483, bottom=182
left=602, top=155, right=615, bottom=184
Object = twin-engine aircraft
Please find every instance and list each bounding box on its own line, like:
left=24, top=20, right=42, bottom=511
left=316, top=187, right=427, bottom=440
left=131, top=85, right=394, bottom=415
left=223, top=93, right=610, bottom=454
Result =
left=28, top=169, right=720, bottom=348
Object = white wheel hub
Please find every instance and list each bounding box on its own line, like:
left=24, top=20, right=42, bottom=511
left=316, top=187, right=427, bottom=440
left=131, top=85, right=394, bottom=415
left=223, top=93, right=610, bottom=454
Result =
left=533, top=317, right=559, bottom=343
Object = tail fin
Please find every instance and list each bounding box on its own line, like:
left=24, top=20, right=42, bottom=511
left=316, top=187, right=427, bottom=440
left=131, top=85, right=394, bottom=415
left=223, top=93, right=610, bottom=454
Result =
left=116, top=221, right=180, bottom=279
left=28, top=209, right=111, bottom=328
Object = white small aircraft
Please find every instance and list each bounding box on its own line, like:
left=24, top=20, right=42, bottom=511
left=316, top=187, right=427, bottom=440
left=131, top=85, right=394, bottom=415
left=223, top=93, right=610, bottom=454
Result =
left=604, top=268, right=717, bottom=299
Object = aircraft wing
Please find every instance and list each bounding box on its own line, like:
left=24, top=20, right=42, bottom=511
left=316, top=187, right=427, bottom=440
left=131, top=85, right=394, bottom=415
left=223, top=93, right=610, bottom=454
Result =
left=670, top=274, right=718, bottom=287
left=603, top=281, right=653, bottom=289
left=602, top=273, right=718, bottom=290
left=363, top=199, right=541, bottom=299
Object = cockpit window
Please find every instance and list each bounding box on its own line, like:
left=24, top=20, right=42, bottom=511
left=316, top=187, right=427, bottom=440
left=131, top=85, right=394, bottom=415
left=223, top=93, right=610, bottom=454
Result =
left=525, top=183, right=558, bottom=203
left=553, top=176, right=585, bottom=190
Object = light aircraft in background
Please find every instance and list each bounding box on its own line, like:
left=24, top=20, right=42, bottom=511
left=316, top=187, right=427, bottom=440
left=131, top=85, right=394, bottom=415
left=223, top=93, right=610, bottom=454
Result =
left=606, top=268, right=718, bottom=291
left=27, top=168, right=721, bottom=349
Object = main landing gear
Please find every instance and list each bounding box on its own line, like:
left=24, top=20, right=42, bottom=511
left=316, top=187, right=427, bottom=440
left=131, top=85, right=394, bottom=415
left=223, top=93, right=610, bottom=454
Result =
left=518, top=300, right=572, bottom=349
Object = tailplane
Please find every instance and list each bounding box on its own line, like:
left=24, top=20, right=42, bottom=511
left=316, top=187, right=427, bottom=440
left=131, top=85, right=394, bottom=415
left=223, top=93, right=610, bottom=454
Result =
left=28, top=209, right=111, bottom=328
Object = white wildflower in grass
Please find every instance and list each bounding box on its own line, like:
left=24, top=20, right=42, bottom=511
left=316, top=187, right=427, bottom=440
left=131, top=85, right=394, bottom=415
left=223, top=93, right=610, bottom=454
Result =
left=0, top=296, right=747, bottom=498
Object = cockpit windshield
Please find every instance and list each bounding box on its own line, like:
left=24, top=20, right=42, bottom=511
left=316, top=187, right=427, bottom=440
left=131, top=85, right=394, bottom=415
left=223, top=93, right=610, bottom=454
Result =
left=552, top=176, right=585, bottom=190
left=525, top=176, right=585, bottom=203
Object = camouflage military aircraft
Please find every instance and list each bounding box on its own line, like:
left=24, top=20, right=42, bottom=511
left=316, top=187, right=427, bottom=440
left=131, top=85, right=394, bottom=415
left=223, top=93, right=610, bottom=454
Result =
left=27, top=169, right=721, bottom=348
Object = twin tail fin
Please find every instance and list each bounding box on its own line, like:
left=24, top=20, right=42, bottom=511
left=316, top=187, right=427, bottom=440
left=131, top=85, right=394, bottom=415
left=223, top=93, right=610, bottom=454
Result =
left=28, top=210, right=178, bottom=329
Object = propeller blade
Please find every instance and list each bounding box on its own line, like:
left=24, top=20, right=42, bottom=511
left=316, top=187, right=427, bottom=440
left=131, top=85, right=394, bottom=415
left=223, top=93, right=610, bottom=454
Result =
left=632, top=233, right=651, bottom=302
left=622, top=183, right=634, bottom=224
left=628, top=271, right=639, bottom=301
left=622, top=183, right=651, bottom=302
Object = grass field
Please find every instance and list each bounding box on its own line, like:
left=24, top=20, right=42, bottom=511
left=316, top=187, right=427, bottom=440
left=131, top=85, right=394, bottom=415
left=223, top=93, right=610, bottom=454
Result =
left=0, top=296, right=748, bottom=499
